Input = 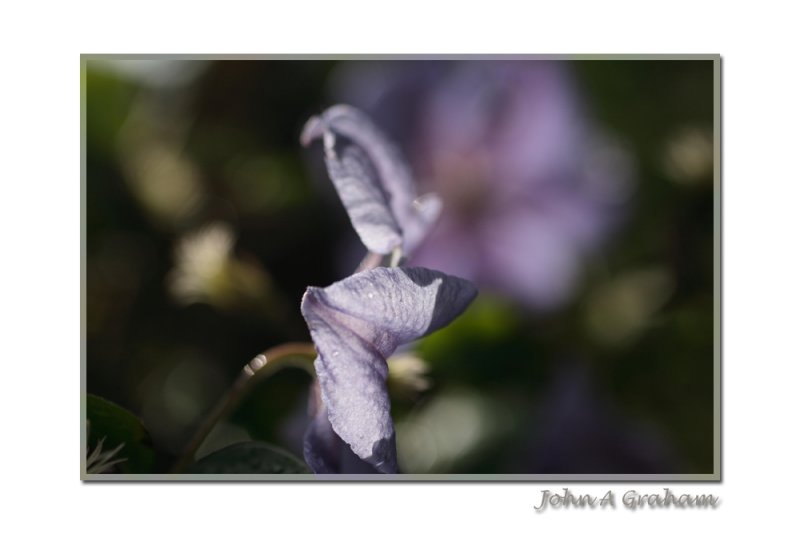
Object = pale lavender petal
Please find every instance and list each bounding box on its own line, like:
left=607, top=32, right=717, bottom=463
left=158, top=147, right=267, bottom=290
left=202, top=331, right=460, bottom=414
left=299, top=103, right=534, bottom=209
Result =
left=309, top=267, right=477, bottom=354
left=319, top=104, right=418, bottom=222
left=403, top=193, right=443, bottom=254
left=302, top=105, right=440, bottom=255
left=303, top=405, right=383, bottom=474
left=414, top=193, right=443, bottom=226
left=301, top=267, right=477, bottom=472
left=324, top=143, right=403, bottom=254
left=299, top=115, right=324, bottom=147
left=302, top=289, right=396, bottom=472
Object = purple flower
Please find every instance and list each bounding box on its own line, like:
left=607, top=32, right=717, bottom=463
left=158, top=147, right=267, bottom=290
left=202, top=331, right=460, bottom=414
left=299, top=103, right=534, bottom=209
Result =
left=301, top=266, right=476, bottom=473
left=331, top=61, right=634, bottom=309
left=300, top=105, right=477, bottom=473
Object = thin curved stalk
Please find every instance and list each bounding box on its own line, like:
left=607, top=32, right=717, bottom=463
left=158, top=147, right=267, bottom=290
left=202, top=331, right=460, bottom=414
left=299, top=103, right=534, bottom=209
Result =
left=171, top=342, right=317, bottom=473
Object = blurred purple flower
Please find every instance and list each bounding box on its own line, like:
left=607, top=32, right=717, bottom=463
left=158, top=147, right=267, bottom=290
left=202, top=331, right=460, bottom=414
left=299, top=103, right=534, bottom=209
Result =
left=332, top=61, right=634, bottom=309
left=301, top=266, right=477, bottom=473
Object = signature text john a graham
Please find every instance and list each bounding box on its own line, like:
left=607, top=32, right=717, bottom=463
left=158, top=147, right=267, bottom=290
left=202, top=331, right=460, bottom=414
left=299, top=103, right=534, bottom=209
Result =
left=534, top=488, right=720, bottom=512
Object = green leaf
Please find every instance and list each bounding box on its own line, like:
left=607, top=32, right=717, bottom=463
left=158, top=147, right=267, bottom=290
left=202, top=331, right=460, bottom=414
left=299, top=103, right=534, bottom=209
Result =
left=86, top=394, right=156, bottom=474
left=187, top=441, right=310, bottom=474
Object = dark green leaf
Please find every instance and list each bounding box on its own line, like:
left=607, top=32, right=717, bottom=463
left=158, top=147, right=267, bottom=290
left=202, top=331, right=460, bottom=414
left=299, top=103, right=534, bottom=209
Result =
left=86, top=394, right=156, bottom=474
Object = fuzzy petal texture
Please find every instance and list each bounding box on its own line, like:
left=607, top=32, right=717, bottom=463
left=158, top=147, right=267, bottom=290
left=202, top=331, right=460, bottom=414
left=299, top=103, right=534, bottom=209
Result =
left=301, top=104, right=441, bottom=255
left=303, top=405, right=383, bottom=474
left=301, top=266, right=477, bottom=472
left=324, top=144, right=403, bottom=254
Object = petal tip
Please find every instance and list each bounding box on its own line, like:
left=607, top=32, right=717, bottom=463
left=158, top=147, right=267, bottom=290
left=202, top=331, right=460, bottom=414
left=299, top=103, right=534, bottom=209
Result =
left=300, top=115, right=323, bottom=147
left=300, top=286, right=323, bottom=315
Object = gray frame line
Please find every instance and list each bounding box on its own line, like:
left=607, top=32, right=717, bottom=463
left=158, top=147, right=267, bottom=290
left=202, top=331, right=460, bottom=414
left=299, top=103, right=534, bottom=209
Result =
left=81, top=54, right=722, bottom=482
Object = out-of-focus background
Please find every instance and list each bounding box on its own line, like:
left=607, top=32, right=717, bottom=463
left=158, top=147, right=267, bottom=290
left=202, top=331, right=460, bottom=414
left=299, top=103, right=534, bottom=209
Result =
left=84, top=59, right=715, bottom=474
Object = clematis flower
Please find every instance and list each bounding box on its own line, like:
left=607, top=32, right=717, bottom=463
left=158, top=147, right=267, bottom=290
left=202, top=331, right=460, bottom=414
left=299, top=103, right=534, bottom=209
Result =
left=299, top=105, right=477, bottom=473
left=330, top=61, right=634, bottom=309
left=301, top=266, right=476, bottom=473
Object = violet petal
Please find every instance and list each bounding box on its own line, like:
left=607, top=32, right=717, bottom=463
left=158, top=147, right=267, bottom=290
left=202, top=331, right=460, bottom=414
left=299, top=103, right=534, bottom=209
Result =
left=301, top=267, right=477, bottom=472
left=301, top=105, right=441, bottom=255
left=324, top=143, right=403, bottom=254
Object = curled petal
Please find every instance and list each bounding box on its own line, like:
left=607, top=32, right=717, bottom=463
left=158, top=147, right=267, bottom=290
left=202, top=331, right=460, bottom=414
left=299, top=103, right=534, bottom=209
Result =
left=301, top=105, right=440, bottom=254
left=305, top=267, right=478, bottom=354
left=317, top=331, right=392, bottom=472
left=302, top=291, right=396, bottom=472
left=323, top=144, right=403, bottom=255
left=299, top=115, right=324, bottom=147
left=308, top=104, right=417, bottom=217
left=301, top=267, right=477, bottom=472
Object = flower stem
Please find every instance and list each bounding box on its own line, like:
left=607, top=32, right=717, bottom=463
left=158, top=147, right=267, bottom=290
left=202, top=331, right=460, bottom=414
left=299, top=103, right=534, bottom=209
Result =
left=170, top=342, right=317, bottom=473
left=356, top=251, right=384, bottom=272
left=389, top=246, right=404, bottom=268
